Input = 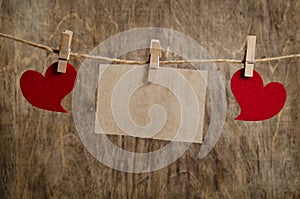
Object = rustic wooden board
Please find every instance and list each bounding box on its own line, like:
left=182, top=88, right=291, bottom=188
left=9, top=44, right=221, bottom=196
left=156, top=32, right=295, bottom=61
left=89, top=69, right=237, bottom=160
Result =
left=0, top=0, right=299, bottom=198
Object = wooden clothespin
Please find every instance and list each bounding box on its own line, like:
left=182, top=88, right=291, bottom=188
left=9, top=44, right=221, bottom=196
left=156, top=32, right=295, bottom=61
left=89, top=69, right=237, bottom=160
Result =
left=148, top=39, right=161, bottom=83
left=57, top=30, right=73, bottom=73
left=244, top=35, right=256, bottom=77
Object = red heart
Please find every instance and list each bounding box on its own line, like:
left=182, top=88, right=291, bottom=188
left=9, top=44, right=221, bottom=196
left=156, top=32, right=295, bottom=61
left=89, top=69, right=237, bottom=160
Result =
left=231, top=68, right=286, bottom=121
left=20, top=62, right=77, bottom=113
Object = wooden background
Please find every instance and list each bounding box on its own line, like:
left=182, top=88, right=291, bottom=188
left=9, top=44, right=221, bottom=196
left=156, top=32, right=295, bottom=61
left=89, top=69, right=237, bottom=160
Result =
left=1, top=0, right=299, bottom=198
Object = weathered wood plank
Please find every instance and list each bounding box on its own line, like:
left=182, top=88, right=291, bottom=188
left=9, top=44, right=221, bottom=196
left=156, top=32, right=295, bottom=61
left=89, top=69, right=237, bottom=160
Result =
left=0, top=0, right=299, bottom=198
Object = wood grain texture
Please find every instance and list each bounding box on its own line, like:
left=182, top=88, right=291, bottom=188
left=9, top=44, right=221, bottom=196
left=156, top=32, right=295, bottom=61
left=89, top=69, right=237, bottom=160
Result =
left=0, top=0, right=299, bottom=198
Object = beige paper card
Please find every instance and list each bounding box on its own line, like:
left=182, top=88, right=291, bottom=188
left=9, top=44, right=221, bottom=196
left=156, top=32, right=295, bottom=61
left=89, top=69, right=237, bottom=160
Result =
left=95, top=64, right=207, bottom=143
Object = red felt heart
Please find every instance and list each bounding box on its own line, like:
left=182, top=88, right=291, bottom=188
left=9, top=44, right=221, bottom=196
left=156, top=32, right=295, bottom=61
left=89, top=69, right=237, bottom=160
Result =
left=231, top=68, right=286, bottom=121
left=20, top=62, right=77, bottom=113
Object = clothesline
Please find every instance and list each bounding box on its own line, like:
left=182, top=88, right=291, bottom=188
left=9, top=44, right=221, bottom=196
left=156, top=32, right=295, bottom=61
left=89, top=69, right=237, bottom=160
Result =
left=1, top=32, right=300, bottom=64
